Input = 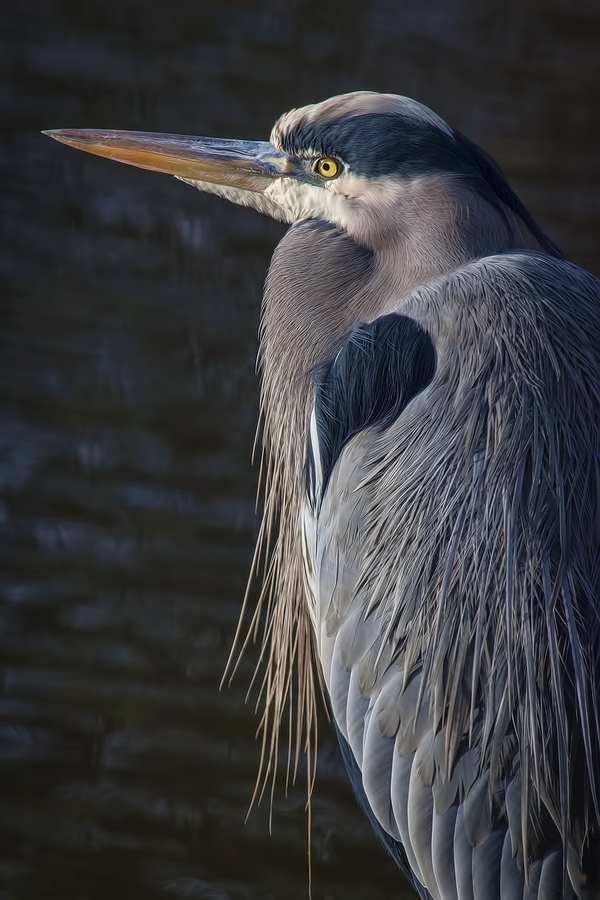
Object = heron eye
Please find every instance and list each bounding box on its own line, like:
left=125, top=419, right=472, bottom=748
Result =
left=314, top=157, right=340, bottom=179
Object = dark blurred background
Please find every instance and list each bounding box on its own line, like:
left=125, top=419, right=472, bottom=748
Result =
left=0, top=2, right=599, bottom=898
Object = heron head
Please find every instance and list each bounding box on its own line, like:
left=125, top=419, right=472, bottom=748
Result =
left=262, top=91, right=480, bottom=250
left=44, top=91, right=561, bottom=257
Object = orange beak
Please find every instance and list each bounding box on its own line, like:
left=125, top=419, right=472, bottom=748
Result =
left=43, top=129, right=294, bottom=192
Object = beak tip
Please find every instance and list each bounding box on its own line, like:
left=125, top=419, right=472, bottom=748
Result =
left=42, top=129, right=99, bottom=153
left=42, top=129, right=71, bottom=144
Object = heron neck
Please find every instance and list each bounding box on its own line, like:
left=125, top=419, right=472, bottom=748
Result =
left=366, top=183, right=524, bottom=307
left=261, top=192, right=522, bottom=397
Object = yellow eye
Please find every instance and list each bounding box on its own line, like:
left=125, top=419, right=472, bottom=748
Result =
left=315, top=157, right=340, bottom=179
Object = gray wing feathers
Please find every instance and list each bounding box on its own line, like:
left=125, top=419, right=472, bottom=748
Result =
left=454, top=806, right=476, bottom=900
left=373, top=668, right=406, bottom=738
left=432, top=744, right=479, bottom=816
left=505, top=779, right=522, bottom=861
left=524, top=862, right=542, bottom=900
left=472, top=826, right=505, bottom=900
left=315, top=440, right=536, bottom=900
left=362, top=702, right=401, bottom=840
left=313, top=434, right=575, bottom=900
left=500, top=829, right=525, bottom=900
left=306, top=253, right=600, bottom=900
left=395, top=671, right=432, bottom=755
left=463, top=775, right=493, bottom=847
left=328, top=636, right=351, bottom=738
left=314, top=465, right=574, bottom=900
left=408, top=737, right=442, bottom=900
left=345, top=666, right=369, bottom=767
left=391, top=748, right=426, bottom=885
left=432, top=804, right=459, bottom=900
left=538, top=853, right=564, bottom=900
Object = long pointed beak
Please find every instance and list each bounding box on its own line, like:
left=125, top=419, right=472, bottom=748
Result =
left=43, top=129, right=294, bottom=192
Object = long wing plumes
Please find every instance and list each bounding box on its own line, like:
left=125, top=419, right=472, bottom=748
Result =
left=348, top=252, right=600, bottom=881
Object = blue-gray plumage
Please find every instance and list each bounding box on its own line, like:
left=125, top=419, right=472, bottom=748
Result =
left=45, top=90, right=600, bottom=900
left=500, top=829, right=525, bottom=900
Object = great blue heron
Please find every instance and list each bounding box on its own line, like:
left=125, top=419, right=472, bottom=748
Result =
left=45, top=91, right=600, bottom=900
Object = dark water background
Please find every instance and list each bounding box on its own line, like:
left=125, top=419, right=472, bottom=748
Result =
left=1, top=2, right=599, bottom=898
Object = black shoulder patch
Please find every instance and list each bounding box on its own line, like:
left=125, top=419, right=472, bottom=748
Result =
left=312, top=313, right=436, bottom=492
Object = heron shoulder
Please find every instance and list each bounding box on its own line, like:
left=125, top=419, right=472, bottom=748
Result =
left=403, top=249, right=600, bottom=322
left=307, top=313, right=436, bottom=501
left=306, top=248, right=600, bottom=515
